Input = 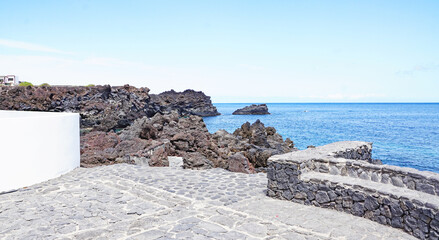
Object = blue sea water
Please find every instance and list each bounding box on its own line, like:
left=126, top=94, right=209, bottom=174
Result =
left=203, top=103, right=439, bottom=173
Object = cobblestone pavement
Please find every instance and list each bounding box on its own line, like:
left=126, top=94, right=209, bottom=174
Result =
left=0, top=164, right=415, bottom=240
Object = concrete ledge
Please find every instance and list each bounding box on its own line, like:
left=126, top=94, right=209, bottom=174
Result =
left=267, top=141, right=439, bottom=239
left=0, top=110, right=80, bottom=193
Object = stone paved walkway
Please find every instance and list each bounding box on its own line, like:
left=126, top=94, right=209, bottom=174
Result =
left=0, top=164, right=415, bottom=240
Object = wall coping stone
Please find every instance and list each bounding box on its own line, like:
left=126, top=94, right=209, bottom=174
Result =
left=268, top=141, right=439, bottom=185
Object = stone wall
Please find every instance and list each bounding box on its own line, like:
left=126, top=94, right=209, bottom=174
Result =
left=267, top=141, right=439, bottom=239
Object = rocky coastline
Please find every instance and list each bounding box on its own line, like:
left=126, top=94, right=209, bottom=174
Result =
left=81, top=112, right=296, bottom=173
left=2, top=85, right=438, bottom=239
left=0, top=85, right=219, bottom=132
left=0, top=85, right=293, bottom=173
left=232, top=104, right=270, bottom=115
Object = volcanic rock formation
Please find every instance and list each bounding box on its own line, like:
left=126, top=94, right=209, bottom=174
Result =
left=80, top=113, right=296, bottom=173
left=1, top=84, right=294, bottom=173
left=232, top=104, right=270, bottom=115
left=0, top=85, right=220, bottom=131
left=0, top=85, right=150, bottom=132
left=148, top=89, right=220, bottom=117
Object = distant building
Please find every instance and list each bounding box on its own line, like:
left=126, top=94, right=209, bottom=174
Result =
left=0, top=75, right=18, bottom=86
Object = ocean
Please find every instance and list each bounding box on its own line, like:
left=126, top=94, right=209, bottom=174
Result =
left=203, top=103, right=439, bottom=173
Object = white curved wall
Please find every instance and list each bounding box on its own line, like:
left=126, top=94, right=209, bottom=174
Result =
left=0, top=111, right=80, bottom=193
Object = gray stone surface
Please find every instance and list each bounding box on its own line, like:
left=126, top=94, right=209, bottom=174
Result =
left=0, top=164, right=413, bottom=239
left=268, top=141, right=439, bottom=239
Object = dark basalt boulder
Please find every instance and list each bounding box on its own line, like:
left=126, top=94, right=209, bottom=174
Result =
left=228, top=152, right=255, bottom=174
left=148, top=89, right=220, bottom=117
left=230, top=119, right=296, bottom=167
left=232, top=104, right=270, bottom=115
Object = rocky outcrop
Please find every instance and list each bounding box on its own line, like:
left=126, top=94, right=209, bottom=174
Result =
left=1, top=85, right=295, bottom=172
left=232, top=104, right=270, bottom=115
left=0, top=85, right=220, bottom=132
left=215, top=120, right=296, bottom=168
left=80, top=113, right=295, bottom=173
left=81, top=112, right=223, bottom=168
left=148, top=89, right=220, bottom=117
left=0, top=85, right=151, bottom=132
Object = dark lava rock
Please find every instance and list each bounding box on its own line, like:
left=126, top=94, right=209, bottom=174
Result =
left=80, top=111, right=227, bottom=169
left=232, top=104, right=270, bottom=115
left=80, top=131, right=123, bottom=167
left=148, top=89, right=220, bottom=117
left=80, top=112, right=295, bottom=172
left=2, top=85, right=295, bottom=172
left=216, top=119, right=297, bottom=168
left=228, top=152, right=256, bottom=174
left=0, top=85, right=220, bottom=132
left=0, top=84, right=150, bottom=132
left=182, top=152, right=214, bottom=170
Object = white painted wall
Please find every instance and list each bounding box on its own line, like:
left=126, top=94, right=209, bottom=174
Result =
left=0, top=111, right=80, bottom=193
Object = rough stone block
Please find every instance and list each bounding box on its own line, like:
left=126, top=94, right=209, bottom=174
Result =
left=294, top=192, right=306, bottom=199
left=315, top=191, right=330, bottom=204
left=391, top=217, right=403, bottom=228
left=390, top=201, right=404, bottom=217
left=319, top=164, right=329, bottom=173
left=352, top=192, right=366, bottom=202
left=365, top=196, right=379, bottom=211
left=391, top=177, right=404, bottom=187
left=371, top=172, right=379, bottom=182
left=352, top=202, right=365, bottom=216
left=359, top=172, right=370, bottom=180
left=416, top=182, right=436, bottom=195
left=381, top=174, right=390, bottom=184
left=328, top=191, right=337, bottom=201
left=329, top=166, right=341, bottom=175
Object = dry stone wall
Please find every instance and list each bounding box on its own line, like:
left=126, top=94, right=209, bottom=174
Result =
left=267, top=141, right=439, bottom=239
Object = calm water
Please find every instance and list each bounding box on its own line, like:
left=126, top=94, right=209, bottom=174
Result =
left=203, top=103, right=439, bottom=173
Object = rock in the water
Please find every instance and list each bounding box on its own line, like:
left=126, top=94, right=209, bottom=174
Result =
left=232, top=104, right=270, bottom=115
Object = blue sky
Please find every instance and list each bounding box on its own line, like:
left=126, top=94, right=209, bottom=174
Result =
left=0, top=1, right=438, bottom=102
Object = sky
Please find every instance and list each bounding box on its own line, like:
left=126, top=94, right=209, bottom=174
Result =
left=0, top=0, right=438, bottom=103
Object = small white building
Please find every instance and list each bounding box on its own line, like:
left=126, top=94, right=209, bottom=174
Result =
left=0, top=75, right=18, bottom=86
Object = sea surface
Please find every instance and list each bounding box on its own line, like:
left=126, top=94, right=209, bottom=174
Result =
left=203, top=103, right=439, bottom=173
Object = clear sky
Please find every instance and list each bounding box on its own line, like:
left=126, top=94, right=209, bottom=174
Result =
left=1, top=0, right=438, bottom=102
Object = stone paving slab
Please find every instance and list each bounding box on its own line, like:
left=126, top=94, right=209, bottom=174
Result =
left=0, top=164, right=415, bottom=239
